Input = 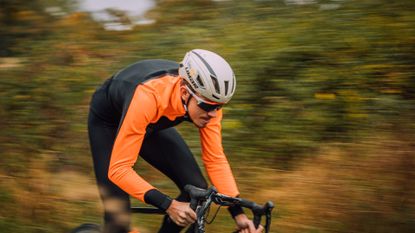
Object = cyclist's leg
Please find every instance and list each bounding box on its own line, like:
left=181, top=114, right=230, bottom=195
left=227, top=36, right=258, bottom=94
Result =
left=140, top=128, right=208, bottom=233
left=88, top=110, right=131, bottom=233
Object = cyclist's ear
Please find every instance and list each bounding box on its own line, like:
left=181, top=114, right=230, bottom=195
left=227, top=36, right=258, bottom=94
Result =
left=180, top=84, right=191, bottom=102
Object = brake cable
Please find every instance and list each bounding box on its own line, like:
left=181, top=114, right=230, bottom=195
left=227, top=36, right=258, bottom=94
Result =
left=206, top=205, right=222, bottom=224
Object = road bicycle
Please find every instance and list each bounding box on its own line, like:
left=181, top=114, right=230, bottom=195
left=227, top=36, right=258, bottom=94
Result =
left=71, top=185, right=274, bottom=233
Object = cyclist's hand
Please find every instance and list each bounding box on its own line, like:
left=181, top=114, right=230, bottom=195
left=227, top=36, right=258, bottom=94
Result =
left=234, top=214, right=264, bottom=233
left=166, top=199, right=197, bottom=227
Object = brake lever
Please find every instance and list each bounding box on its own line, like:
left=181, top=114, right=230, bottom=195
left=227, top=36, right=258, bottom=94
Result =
left=264, top=201, right=274, bottom=233
left=185, top=185, right=217, bottom=210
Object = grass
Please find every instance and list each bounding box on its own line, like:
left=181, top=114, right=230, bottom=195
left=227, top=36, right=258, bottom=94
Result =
left=0, top=133, right=414, bottom=232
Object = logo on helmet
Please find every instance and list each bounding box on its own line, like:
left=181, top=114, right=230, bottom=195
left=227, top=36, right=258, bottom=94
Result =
left=184, top=66, right=199, bottom=88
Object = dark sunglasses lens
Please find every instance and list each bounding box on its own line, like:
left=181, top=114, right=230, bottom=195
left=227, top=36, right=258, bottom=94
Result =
left=198, top=102, right=222, bottom=112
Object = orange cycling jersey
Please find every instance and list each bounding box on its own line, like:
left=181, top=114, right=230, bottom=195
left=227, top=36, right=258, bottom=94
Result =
left=104, top=61, right=239, bottom=203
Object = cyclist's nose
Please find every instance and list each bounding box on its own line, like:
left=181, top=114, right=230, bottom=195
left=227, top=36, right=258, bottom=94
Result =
left=207, top=110, right=217, bottom=118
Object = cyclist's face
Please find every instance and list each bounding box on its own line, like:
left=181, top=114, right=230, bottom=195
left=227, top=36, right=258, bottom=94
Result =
left=181, top=86, right=220, bottom=128
left=187, top=97, right=219, bottom=128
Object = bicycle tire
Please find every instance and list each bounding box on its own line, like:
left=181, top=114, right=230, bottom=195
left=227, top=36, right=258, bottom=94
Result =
left=70, top=223, right=101, bottom=233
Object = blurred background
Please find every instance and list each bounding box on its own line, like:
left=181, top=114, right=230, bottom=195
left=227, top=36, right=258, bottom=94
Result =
left=1, top=0, right=414, bottom=232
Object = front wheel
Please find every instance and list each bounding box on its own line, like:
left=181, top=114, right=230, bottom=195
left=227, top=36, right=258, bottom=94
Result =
left=70, top=223, right=101, bottom=233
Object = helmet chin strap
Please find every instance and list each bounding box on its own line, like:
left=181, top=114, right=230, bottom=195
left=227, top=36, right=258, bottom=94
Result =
left=182, top=94, right=193, bottom=122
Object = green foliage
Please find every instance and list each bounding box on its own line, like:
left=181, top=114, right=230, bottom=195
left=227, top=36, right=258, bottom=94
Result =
left=1, top=0, right=414, bottom=232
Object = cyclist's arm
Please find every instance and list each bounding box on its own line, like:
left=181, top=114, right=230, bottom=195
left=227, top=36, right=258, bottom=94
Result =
left=199, top=109, right=239, bottom=197
left=108, top=85, right=172, bottom=211
left=199, top=110, right=245, bottom=217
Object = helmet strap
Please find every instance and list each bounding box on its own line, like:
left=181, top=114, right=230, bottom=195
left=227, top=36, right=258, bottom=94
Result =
left=182, top=94, right=193, bottom=122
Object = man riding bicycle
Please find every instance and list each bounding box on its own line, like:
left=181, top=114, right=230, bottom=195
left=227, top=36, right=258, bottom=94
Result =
left=88, top=49, right=263, bottom=233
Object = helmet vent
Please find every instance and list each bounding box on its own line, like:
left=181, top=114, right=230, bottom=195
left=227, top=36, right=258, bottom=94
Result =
left=224, top=81, right=229, bottom=96
left=212, top=94, right=220, bottom=100
left=211, top=75, right=220, bottom=94
left=196, top=75, right=205, bottom=88
left=192, top=51, right=217, bottom=77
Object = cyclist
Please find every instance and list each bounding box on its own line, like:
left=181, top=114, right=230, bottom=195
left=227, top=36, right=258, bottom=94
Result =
left=88, top=49, right=264, bottom=233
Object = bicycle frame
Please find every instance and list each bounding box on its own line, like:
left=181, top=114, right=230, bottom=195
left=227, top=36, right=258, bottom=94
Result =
left=131, top=185, right=274, bottom=233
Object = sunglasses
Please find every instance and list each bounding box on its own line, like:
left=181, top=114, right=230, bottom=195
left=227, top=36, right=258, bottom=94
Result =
left=186, top=86, right=223, bottom=112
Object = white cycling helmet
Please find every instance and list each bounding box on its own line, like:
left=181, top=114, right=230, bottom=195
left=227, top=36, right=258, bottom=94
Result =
left=179, top=49, right=236, bottom=104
